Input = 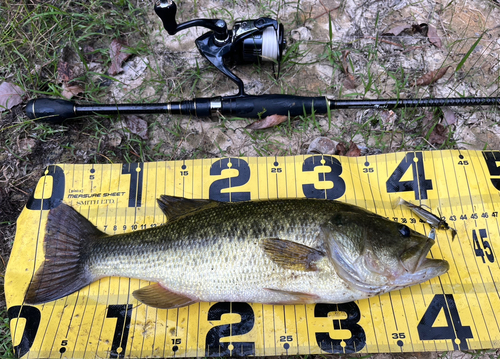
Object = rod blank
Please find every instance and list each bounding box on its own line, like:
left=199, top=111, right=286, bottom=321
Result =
left=26, top=96, right=499, bottom=124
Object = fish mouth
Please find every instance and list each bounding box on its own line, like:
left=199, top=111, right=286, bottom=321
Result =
left=392, top=258, right=449, bottom=288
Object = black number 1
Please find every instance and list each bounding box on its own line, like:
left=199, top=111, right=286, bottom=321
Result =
left=122, top=163, right=143, bottom=208
left=106, top=304, right=133, bottom=359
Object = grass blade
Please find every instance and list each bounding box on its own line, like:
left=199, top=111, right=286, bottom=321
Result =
left=455, top=33, right=484, bottom=72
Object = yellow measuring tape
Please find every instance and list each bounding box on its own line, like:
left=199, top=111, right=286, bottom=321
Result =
left=6, top=150, right=500, bottom=358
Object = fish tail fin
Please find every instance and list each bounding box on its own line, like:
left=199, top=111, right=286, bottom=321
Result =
left=392, top=197, right=407, bottom=209
left=25, top=204, right=104, bottom=305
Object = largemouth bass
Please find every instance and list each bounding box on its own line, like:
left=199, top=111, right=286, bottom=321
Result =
left=25, top=196, right=449, bottom=309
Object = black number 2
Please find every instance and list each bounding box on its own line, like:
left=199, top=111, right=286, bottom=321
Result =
left=386, top=152, right=433, bottom=200
left=205, top=302, right=255, bottom=357
left=209, top=159, right=251, bottom=202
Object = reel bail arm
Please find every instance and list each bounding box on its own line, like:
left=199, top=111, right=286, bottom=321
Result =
left=154, top=0, right=284, bottom=96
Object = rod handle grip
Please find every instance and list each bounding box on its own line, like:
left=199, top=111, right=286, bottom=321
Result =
left=26, top=98, right=76, bottom=123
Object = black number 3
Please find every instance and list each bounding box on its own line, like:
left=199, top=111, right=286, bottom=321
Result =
left=314, top=302, right=366, bottom=353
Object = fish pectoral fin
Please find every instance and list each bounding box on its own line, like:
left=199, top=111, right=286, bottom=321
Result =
left=157, top=195, right=221, bottom=221
left=133, top=283, right=197, bottom=309
left=260, top=238, right=325, bottom=271
left=264, top=288, right=319, bottom=304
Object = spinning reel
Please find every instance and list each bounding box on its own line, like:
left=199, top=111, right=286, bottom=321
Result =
left=155, top=0, right=285, bottom=96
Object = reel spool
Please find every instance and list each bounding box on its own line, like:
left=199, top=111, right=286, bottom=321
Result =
left=154, top=0, right=285, bottom=96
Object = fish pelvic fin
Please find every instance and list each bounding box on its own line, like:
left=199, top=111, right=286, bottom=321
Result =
left=25, top=203, right=104, bottom=305
left=157, top=195, right=221, bottom=221
left=133, top=283, right=197, bottom=309
left=260, top=238, right=325, bottom=271
left=264, top=288, right=320, bottom=304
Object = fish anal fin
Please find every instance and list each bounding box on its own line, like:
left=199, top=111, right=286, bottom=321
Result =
left=261, top=238, right=324, bottom=271
left=133, top=283, right=197, bottom=309
left=157, top=195, right=220, bottom=221
left=264, top=288, right=319, bottom=304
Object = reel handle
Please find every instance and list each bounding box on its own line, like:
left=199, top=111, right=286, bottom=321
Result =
left=154, top=0, right=228, bottom=41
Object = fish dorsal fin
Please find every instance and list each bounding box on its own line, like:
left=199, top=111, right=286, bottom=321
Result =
left=261, top=238, right=325, bottom=271
left=157, top=195, right=220, bottom=221
left=133, top=283, right=197, bottom=309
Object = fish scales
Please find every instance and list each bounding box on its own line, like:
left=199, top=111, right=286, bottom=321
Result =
left=25, top=197, right=449, bottom=308
left=89, top=200, right=341, bottom=303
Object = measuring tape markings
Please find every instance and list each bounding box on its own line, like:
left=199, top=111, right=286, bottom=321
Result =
left=434, top=150, right=484, bottom=350
left=426, top=151, right=473, bottom=351
left=6, top=151, right=500, bottom=358
left=465, top=151, right=500, bottom=345
left=452, top=151, right=495, bottom=349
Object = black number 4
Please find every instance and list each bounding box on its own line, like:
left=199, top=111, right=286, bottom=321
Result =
left=473, top=229, right=494, bottom=263
left=386, top=152, right=433, bottom=200
left=418, top=294, right=472, bottom=350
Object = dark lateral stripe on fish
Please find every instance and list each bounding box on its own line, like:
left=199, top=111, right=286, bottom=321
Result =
left=25, top=204, right=101, bottom=305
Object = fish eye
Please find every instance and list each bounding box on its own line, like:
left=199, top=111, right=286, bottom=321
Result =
left=399, top=225, right=411, bottom=237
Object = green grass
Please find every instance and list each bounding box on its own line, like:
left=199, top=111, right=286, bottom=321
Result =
left=0, top=309, right=16, bottom=359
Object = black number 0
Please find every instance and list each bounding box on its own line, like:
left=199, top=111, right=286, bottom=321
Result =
left=26, top=165, right=65, bottom=210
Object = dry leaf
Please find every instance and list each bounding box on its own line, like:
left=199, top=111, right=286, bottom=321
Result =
left=336, top=142, right=347, bottom=155
left=109, top=39, right=132, bottom=76
left=428, top=123, right=448, bottom=146
left=412, top=23, right=428, bottom=35
left=341, top=50, right=350, bottom=74
left=62, top=83, right=84, bottom=99
left=0, top=82, right=25, bottom=111
left=122, top=115, right=148, bottom=139
left=307, top=137, right=338, bottom=154
left=427, top=25, right=442, bottom=48
left=83, top=45, right=98, bottom=62
left=341, top=51, right=359, bottom=89
left=383, top=24, right=411, bottom=36
left=380, top=110, right=397, bottom=130
left=346, top=141, right=361, bottom=157
left=246, top=114, right=288, bottom=129
left=414, top=66, right=450, bottom=86
left=442, top=109, right=456, bottom=126
left=57, top=61, right=73, bottom=83
left=343, top=73, right=358, bottom=89
left=422, top=111, right=435, bottom=130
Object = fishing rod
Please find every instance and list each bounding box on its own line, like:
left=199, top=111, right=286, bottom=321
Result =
left=25, top=0, right=500, bottom=124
